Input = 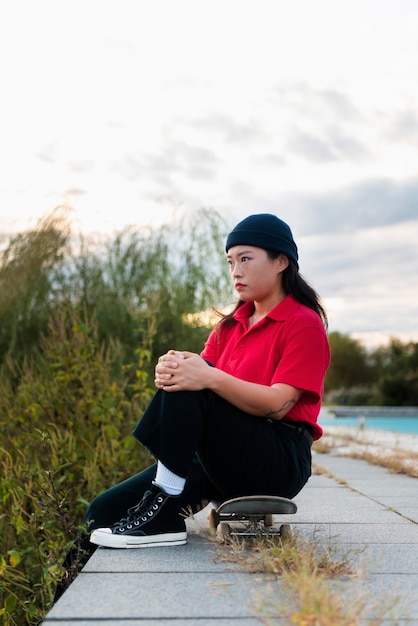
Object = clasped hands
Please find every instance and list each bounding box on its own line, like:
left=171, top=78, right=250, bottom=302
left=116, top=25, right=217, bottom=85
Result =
left=154, top=349, right=210, bottom=392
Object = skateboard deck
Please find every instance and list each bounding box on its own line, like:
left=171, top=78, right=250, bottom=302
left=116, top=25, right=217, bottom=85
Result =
left=208, top=495, right=297, bottom=541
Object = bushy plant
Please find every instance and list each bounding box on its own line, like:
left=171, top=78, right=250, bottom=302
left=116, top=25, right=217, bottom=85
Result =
left=0, top=307, right=154, bottom=625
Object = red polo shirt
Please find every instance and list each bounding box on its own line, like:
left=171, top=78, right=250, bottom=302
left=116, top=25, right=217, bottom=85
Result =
left=200, top=295, right=330, bottom=440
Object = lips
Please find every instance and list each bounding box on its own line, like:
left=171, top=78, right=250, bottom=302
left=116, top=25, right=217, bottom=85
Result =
left=235, top=283, right=246, bottom=290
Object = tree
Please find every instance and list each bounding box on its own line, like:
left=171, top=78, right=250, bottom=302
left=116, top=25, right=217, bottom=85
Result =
left=325, top=332, right=376, bottom=392
left=374, top=339, right=418, bottom=405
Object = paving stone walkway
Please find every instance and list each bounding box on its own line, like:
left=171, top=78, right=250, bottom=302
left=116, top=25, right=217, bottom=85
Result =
left=42, top=451, right=418, bottom=625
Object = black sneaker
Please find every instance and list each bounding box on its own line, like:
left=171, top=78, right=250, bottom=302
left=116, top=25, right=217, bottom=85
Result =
left=90, top=483, right=187, bottom=549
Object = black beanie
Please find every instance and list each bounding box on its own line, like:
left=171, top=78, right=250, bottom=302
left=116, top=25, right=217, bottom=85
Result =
left=225, top=214, right=299, bottom=268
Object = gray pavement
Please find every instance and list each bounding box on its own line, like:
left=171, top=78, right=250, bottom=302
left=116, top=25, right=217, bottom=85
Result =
left=42, top=451, right=418, bottom=625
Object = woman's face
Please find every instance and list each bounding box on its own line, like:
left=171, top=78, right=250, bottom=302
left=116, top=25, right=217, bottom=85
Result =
left=227, top=245, right=289, bottom=303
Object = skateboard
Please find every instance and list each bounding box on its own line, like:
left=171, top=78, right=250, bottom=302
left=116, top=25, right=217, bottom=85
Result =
left=208, top=495, right=297, bottom=542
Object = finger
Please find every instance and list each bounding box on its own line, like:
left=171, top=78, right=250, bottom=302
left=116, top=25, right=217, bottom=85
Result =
left=156, top=371, right=174, bottom=382
left=156, top=361, right=177, bottom=374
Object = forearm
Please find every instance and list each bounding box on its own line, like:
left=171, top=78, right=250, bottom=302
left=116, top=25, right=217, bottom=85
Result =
left=206, top=367, right=302, bottom=419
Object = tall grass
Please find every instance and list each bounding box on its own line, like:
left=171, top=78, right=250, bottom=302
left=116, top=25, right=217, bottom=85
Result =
left=0, top=207, right=231, bottom=379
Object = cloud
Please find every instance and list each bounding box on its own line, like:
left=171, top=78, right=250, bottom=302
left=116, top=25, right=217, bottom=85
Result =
left=114, top=140, right=220, bottom=185
left=385, top=108, right=418, bottom=144
left=36, top=143, right=59, bottom=164
left=269, top=85, right=368, bottom=163
left=286, top=125, right=367, bottom=162
left=217, top=175, right=418, bottom=244
left=284, top=176, right=418, bottom=235
left=68, top=161, right=96, bottom=173
left=299, top=219, right=418, bottom=343
left=189, top=113, right=267, bottom=145
left=63, top=188, right=86, bottom=197
left=274, top=84, right=362, bottom=122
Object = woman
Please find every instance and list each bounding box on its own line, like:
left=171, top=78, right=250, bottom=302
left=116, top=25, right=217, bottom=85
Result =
left=87, top=213, right=330, bottom=549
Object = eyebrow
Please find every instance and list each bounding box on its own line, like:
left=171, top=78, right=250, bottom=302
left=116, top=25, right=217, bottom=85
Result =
left=226, top=249, right=254, bottom=259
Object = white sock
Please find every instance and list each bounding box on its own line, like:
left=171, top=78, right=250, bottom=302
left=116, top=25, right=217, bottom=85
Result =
left=154, top=461, right=186, bottom=495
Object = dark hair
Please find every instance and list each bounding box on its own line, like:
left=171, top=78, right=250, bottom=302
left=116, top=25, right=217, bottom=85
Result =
left=217, top=251, right=328, bottom=330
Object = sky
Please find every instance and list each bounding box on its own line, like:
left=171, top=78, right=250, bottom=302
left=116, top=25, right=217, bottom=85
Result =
left=1, top=0, right=418, bottom=349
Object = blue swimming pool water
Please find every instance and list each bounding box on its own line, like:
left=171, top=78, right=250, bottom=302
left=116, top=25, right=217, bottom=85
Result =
left=319, top=415, right=418, bottom=435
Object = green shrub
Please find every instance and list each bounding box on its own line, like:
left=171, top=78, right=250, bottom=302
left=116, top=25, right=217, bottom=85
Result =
left=0, top=307, right=154, bottom=625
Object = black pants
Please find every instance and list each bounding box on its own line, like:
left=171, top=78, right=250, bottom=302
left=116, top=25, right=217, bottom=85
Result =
left=86, top=388, right=312, bottom=529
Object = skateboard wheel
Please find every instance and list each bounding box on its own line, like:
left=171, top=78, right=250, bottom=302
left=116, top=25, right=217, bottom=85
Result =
left=208, top=508, right=219, bottom=535
left=279, top=523, right=292, bottom=539
left=264, top=513, right=274, bottom=527
left=216, top=522, right=231, bottom=543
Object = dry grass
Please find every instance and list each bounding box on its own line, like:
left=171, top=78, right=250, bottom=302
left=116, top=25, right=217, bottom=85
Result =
left=348, top=448, right=418, bottom=477
left=313, top=432, right=418, bottom=478
left=219, top=532, right=356, bottom=578
left=212, top=531, right=396, bottom=625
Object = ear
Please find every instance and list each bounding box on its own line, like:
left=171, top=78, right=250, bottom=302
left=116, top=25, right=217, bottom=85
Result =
left=276, top=253, right=290, bottom=273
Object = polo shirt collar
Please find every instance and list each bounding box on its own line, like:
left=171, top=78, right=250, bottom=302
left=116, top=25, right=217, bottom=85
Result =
left=234, top=295, right=297, bottom=325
